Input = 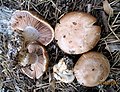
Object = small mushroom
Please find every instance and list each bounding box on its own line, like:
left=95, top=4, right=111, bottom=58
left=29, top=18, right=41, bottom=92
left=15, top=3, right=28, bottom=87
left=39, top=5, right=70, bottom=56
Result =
left=10, top=10, right=54, bottom=45
left=21, top=43, right=48, bottom=79
left=74, top=51, right=110, bottom=87
left=55, top=12, right=101, bottom=54
left=53, top=57, right=75, bottom=83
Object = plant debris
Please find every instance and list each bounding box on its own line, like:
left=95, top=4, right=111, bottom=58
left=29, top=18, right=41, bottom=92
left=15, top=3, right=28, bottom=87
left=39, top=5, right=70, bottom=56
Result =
left=0, top=0, right=120, bottom=92
left=103, top=0, right=113, bottom=16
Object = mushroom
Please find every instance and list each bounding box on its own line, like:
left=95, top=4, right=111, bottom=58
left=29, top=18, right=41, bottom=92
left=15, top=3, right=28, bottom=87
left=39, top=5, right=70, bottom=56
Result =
left=74, top=51, right=110, bottom=87
left=53, top=57, right=75, bottom=83
left=55, top=12, right=101, bottom=54
left=21, top=43, right=48, bottom=79
left=10, top=10, right=54, bottom=45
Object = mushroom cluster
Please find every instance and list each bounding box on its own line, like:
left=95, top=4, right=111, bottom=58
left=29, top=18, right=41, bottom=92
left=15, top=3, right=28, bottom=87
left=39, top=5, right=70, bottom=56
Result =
left=54, top=12, right=110, bottom=87
left=8, top=10, right=110, bottom=87
left=8, top=10, right=54, bottom=79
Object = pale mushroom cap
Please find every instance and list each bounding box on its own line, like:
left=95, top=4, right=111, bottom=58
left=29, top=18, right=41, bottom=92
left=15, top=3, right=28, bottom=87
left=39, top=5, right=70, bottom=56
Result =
left=21, top=43, right=48, bottom=79
left=55, top=12, right=101, bottom=54
left=74, top=51, right=110, bottom=87
left=53, top=57, right=75, bottom=83
left=27, top=42, right=42, bottom=53
left=10, top=10, right=54, bottom=45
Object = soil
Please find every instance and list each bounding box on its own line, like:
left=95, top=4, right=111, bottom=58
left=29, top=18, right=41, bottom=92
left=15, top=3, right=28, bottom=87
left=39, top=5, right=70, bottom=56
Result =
left=0, top=0, right=120, bottom=92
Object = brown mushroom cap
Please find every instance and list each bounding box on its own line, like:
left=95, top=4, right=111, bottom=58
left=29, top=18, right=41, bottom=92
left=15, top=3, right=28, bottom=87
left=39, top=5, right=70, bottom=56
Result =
left=55, top=12, right=101, bottom=54
left=74, top=51, right=110, bottom=87
left=21, top=43, right=48, bottom=79
left=10, top=10, right=54, bottom=45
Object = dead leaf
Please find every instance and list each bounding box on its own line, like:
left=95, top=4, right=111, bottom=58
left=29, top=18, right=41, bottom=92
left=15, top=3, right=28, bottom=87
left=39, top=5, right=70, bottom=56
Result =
left=103, top=0, right=113, bottom=16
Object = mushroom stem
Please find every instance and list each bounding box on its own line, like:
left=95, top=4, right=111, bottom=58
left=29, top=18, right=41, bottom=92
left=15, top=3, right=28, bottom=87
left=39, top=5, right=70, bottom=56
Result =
left=53, top=57, right=75, bottom=83
left=23, top=26, right=40, bottom=42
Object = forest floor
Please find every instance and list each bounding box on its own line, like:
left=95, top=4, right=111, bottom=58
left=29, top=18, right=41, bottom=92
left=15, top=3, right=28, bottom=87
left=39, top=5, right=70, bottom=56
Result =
left=0, top=0, right=120, bottom=92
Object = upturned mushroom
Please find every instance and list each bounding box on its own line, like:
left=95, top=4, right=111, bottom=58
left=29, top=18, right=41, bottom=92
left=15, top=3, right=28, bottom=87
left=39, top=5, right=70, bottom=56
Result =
left=53, top=57, right=75, bottom=83
left=74, top=51, right=110, bottom=87
left=20, top=42, right=48, bottom=79
left=10, top=10, right=54, bottom=45
left=55, top=12, right=101, bottom=54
